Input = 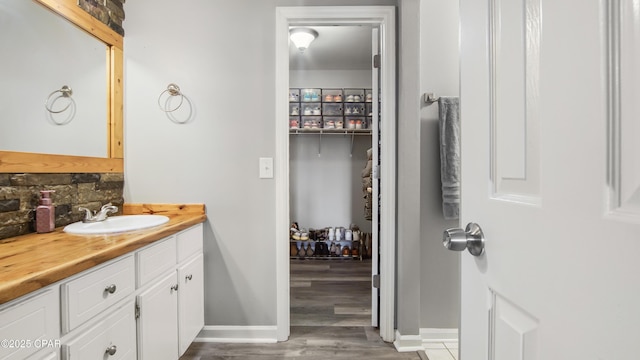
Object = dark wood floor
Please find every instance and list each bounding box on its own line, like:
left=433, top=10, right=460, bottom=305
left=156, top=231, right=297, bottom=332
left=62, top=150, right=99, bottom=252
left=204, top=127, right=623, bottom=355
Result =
left=180, top=259, right=424, bottom=359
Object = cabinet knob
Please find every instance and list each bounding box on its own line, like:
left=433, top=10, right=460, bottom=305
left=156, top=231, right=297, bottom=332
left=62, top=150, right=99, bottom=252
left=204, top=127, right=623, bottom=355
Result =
left=185, top=274, right=193, bottom=281
left=170, top=284, right=179, bottom=293
left=104, top=284, right=117, bottom=294
left=105, top=345, right=117, bottom=356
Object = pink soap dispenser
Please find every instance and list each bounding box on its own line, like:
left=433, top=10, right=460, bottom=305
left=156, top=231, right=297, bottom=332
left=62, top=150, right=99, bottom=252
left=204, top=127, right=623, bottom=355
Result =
left=36, top=190, right=56, bottom=233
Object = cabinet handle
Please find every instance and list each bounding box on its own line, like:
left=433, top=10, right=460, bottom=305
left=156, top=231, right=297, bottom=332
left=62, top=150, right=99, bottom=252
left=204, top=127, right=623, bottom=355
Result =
left=170, top=284, right=179, bottom=292
left=105, top=345, right=117, bottom=356
left=185, top=274, right=193, bottom=281
left=104, top=284, right=117, bottom=294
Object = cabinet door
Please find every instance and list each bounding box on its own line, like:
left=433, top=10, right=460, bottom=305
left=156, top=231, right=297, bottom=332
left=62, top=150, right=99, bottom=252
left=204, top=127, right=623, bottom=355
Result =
left=177, top=254, right=204, bottom=356
left=136, top=272, right=178, bottom=360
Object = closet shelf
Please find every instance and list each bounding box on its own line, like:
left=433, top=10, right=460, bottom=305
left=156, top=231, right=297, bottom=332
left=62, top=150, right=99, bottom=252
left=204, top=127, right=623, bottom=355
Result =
left=289, top=129, right=372, bottom=136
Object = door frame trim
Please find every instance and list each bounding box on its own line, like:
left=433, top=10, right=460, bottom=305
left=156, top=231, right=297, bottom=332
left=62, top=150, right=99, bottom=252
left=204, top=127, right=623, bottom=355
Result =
left=274, top=6, right=397, bottom=342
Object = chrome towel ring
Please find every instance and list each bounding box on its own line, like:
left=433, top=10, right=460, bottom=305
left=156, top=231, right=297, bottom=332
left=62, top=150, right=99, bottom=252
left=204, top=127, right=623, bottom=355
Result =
left=157, top=83, right=185, bottom=112
left=45, top=85, right=74, bottom=114
left=157, top=83, right=193, bottom=124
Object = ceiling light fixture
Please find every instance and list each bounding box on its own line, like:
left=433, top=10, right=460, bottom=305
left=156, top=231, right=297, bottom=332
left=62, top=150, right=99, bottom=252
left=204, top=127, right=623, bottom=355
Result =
left=289, top=28, right=318, bottom=53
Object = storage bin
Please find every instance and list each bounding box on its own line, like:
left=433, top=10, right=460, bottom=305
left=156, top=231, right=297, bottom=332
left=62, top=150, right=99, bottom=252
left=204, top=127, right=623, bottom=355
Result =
left=289, top=116, right=300, bottom=129
left=365, top=103, right=373, bottom=117
left=301, top=104, right=322, bottom=116
left=321, top=89, right=343, bottom=103
left=365, top=89, right=374, bottom=102
left=289, top=88, right=300, bottom=102
left=300, top=88, right=321, bottom=102
left=289, top=103, right=300, bottom=116
left=301, top=116, right=322, bottom=129
left=323, top=116, right=343, bottom=129
left=343, top=88, right=365, bottom=102
left=344, top=103, right=365, bottom=116
left=322, top=103, right=343, bottom=116
left=346, top=117, right=367, bottom=130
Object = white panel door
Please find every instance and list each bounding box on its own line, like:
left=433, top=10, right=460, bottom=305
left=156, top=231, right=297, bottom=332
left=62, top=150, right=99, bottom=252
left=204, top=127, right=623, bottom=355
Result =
left=137, top=272, right=178, bottom=360
left=178, top=254, right=204, bottom=356
left=458, top=0, right=640, bottom=358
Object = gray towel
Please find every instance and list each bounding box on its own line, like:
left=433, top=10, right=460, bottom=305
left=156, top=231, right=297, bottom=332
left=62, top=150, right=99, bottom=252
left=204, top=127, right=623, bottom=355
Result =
left=438, top=97, right=460, bottom=220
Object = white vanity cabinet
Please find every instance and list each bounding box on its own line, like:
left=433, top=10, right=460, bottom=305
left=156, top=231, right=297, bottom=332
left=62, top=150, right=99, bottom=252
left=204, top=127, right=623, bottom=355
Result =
left=136, top=224, right=204, bottom=360
left=1, top=222, right=204, bottom=360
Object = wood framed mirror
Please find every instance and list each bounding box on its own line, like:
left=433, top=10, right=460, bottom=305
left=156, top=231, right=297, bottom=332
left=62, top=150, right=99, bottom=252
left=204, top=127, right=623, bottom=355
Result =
left=0, top=0, right=123, bottom=173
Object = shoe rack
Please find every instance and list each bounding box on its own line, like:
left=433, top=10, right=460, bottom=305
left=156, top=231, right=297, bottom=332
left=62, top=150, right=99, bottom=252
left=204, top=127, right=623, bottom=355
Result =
left=288, top=88, right=374, bottom=133
left=289, top=231, right=374, bottom=260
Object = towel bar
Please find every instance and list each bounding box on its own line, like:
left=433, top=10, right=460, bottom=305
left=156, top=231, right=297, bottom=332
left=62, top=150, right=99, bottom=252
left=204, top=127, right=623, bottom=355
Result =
left=423, top=92, right=439, bottom=105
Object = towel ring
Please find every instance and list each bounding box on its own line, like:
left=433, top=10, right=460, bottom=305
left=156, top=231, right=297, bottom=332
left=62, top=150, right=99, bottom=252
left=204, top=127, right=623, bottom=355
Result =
left=45, top=85, right=74, bottom=114
left=158, top=83, right=185, bottom=112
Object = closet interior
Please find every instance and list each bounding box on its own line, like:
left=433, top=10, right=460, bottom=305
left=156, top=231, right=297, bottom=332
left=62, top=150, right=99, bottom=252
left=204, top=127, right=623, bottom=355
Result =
left=288, top=25, right=375, bottom=262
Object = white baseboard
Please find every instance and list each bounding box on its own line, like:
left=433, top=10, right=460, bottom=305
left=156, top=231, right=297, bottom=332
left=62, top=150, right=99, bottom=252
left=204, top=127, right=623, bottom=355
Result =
left=393, top=330, right=424, bottom=352
left=195, top=325, right=278, bottom=343
left=419, top=328, right=459, bottom=343
left=394, top=328, right=459, bottom=352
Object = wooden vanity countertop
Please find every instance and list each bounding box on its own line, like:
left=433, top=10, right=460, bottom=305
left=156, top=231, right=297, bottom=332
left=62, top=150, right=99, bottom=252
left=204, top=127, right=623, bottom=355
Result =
left=0, top=203, right=206, bottom=305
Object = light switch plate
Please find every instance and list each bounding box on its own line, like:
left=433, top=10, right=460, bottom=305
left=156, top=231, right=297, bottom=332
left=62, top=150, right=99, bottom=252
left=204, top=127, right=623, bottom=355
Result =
left=259, top=157, right=273, bottom=179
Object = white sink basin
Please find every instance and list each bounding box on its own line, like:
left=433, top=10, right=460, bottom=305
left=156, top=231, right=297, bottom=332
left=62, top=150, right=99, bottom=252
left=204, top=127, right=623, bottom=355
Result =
left=63, top=215, right=170, bottom=235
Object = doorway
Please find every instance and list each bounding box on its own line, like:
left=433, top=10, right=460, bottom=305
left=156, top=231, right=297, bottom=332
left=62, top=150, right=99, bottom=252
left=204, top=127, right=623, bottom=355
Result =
left=275, top=6, right=397, bottom=342
left=288, top=24, right=376, bottom=329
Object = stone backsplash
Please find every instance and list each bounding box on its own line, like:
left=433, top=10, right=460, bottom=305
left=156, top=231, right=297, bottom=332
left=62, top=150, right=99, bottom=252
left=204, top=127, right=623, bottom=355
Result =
left=78, top=0, right=125, bottom=36
left=0, top=173, right=124, bottom=240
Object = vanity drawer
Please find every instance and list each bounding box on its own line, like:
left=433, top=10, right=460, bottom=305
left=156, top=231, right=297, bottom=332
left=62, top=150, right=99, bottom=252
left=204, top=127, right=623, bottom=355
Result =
left=28, top=351, right=58, bottom=360
left=0, top=288, right=60, bottom=360
left=62, top=300, right=136, bottom=360
left=177, top=224, right=203, bottom=263
left=61, top=256, right=135, bottom=334
left=136, top=236, right=177, bottom=288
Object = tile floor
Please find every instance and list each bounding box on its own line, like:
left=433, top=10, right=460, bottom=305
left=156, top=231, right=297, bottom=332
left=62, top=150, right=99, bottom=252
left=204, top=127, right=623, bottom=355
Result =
left=423, top=342, right=458, bottom=360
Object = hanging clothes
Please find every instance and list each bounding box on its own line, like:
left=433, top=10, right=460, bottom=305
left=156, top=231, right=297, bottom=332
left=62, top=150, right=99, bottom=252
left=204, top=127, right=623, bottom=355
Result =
left=362, top=148, right=373, bottom=221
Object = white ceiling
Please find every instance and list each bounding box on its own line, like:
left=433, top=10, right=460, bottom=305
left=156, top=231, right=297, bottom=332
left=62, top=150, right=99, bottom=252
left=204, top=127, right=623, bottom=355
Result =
left=289, top=25, right=373, bottom=71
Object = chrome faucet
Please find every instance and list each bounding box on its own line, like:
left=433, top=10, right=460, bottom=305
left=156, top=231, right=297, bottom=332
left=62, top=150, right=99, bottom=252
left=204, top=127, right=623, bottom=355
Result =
left=78, top=203, right=118, bottom=223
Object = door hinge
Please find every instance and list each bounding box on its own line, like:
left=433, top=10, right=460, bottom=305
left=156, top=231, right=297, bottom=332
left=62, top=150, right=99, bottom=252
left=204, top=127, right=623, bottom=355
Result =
left=372, top=274, right=380, bottom=289
left=373, top=54, right=380, bottom=69
left=135, top=302, right=140, bottom=319
left=373, top=164, right=380, bottom=180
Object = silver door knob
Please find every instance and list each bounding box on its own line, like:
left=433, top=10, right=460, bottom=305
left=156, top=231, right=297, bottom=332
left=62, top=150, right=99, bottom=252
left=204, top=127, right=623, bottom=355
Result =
left=443, top=222, right=485, bottom=256
left=105, top=345, right=117, bottom=356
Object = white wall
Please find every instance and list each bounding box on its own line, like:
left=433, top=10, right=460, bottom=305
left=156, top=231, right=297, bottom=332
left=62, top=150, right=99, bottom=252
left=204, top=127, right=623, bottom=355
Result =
left=290, top=135, right=372, bottom=233
left=290, top=70, right=372, bottom=88
left=125, top=0, right=280, bottom=326
left=419, top=0, right=460, bottom=330
left=396, top=0, right=461, bottom=338
left=396, top=0, right=423, bottom=336
left=124, top=0, right=396, bottom=330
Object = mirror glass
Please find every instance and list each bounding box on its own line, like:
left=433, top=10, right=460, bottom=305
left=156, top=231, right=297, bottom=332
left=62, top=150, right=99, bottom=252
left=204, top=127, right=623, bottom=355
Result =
left=0, top=0, right=108, bottom=157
